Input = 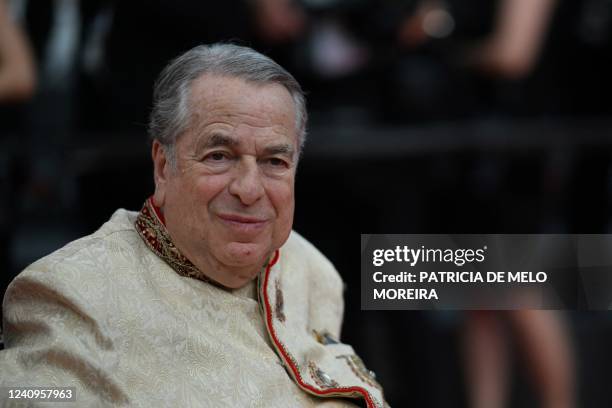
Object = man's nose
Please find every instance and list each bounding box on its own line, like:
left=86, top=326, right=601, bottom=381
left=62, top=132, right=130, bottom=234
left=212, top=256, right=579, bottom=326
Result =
left=228, top=158, right=265, bottom=206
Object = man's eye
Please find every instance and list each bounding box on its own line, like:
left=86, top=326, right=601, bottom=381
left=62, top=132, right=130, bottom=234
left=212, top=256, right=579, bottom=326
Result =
left=267, top=158, right=289, bottom=168
left=205, top=152, right=229, bottom=161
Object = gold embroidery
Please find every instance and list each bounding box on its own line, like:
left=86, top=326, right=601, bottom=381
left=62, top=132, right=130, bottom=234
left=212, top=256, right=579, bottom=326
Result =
left=134, top=199, right=213, bottom=284
left=274, top=278, right=286, bottom=322
left=308, top=361, right=339, bottom=389
left=336, top=354, right=382, bottom=391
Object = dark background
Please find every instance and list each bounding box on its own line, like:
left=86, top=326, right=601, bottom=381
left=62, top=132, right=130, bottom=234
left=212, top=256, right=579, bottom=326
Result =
left=2, top=0, right=612, bottom=406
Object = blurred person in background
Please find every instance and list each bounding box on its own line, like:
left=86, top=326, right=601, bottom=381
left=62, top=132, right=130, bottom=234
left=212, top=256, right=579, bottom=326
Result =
left=461, top=0, right=557, bottom=79
left=399, top=3, right=577, bottom=408
left=465, top=310, right=575, bottom=408
left=0, top=0, right=36, bottom=103
left=392, top=0, right=612, bottom=119
left=398, top=0, right=557, bottom=80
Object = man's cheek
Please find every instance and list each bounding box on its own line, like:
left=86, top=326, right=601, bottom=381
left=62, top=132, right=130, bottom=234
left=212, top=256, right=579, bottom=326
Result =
left=269, top=183, right=294, bottom=210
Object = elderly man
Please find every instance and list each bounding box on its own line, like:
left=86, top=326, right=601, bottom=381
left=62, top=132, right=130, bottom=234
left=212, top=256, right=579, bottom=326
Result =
left=1, top=44, right=386, bottom=407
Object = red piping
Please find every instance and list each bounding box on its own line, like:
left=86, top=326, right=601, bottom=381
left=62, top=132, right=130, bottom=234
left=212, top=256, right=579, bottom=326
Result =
left=262, top=250, right=376, bottom=408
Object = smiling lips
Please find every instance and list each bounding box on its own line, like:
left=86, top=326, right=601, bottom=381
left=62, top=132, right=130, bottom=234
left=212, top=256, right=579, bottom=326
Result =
left=217, top=213, right=269, bottom=234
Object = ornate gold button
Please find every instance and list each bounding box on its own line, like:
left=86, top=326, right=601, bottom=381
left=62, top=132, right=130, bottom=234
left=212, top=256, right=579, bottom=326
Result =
left=308, top=361, right=339, bottom=388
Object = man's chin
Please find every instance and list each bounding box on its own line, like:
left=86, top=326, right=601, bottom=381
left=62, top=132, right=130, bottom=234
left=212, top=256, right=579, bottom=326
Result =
left=223, top=241, right=270, bottom=268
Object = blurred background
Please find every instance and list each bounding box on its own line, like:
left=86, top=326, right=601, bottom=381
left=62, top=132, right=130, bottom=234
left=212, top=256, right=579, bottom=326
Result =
left=1, top=0, right=612, bottom=406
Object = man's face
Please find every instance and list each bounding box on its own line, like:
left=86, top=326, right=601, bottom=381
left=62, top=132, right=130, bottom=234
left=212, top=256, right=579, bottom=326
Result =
left=152, top=74, right=298, bottom=288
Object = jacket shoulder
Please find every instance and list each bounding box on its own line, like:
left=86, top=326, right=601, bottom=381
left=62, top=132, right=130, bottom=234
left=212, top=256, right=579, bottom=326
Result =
left=280, top=231, right=345, bottom=339
left=5, top=209, right=144, bottom=305
left=25, top=209, right=140, bottom=272
left=282, top=230, right=344, bottom=288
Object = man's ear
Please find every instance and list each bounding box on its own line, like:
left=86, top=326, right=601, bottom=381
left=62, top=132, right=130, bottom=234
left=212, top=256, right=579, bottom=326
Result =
left=152, top=140, right=170, bottom=207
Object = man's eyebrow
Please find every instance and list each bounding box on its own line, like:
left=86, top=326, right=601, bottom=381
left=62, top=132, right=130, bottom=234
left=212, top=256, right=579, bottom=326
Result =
left=202, top=133, right=239, bottom=149
left=263, top=144, right=295, bottom=157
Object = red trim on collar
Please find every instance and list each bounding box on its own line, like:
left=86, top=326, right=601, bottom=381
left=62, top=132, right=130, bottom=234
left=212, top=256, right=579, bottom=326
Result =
left=261, top=251, right=376, bottom=408
left=268, top=249, right=280, bottom=268
left=147, top=196, right=166, bottom=225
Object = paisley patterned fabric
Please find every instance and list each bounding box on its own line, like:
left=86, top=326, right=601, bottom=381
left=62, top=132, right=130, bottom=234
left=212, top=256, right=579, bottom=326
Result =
left=0, top=205, right=387, bottom=407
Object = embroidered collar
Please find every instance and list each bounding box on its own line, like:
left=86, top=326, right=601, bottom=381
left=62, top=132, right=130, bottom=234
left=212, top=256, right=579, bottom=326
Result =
left=135, top=197, right=215, bottom=284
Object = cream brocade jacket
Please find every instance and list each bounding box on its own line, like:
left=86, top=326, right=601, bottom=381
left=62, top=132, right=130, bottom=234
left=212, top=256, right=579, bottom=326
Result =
left=1, top=202, right=387, bottom=407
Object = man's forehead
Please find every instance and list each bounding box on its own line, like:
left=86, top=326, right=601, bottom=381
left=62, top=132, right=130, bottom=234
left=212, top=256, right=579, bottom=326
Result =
left=187, top=74, right=297, bottom=144
left=189, top=73, right=294, bottom=111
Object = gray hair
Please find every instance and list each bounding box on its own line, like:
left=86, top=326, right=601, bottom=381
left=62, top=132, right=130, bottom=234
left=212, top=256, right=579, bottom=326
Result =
left=148, top=43, right=307, bottom=162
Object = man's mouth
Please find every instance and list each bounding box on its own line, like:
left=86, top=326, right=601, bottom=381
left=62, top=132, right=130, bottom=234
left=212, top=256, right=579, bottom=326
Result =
left=217, top=213, right=269, bottom=234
